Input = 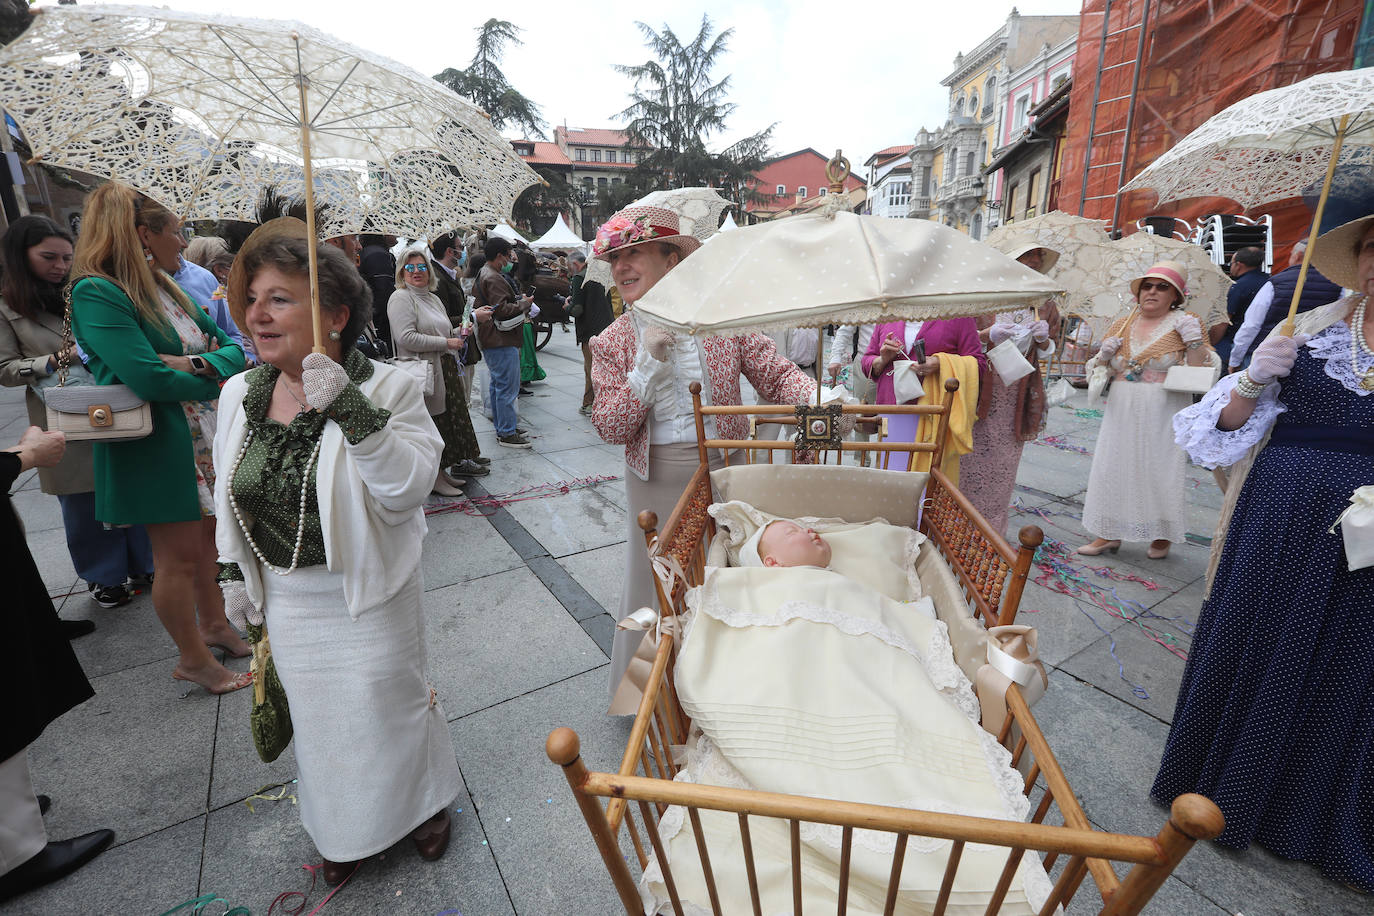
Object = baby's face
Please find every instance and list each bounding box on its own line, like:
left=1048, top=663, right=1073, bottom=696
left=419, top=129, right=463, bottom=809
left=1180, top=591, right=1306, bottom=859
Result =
left=759, top=521, right=832, bottom=569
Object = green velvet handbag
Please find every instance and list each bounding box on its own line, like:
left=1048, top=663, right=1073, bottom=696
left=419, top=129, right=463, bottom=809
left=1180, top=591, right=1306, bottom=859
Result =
left=247, top=623, right=292, bottom=763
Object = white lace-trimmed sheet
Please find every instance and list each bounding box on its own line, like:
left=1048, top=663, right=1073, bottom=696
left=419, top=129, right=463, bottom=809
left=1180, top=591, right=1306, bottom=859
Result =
left=642, top=566, right=1053, bottom=915
left=1173, top=323, right=1369, bottom=469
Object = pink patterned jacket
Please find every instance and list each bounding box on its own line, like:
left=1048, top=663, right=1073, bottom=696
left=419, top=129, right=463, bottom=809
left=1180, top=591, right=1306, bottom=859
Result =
left=589, top=313, right=817, bottom=480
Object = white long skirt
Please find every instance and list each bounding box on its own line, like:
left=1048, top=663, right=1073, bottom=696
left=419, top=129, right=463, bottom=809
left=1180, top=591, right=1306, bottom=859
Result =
left=1080, top=381, right=1191, bottom=544
left=264, top=566, right=460, bottom=861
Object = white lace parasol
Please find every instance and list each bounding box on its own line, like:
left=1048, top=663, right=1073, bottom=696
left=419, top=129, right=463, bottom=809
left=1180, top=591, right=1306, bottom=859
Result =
left=1122, top=67, right=1374, bottom=208
left=0, top=5, right=541, bottom=239
left=985, top=212, right=1119, bottom=317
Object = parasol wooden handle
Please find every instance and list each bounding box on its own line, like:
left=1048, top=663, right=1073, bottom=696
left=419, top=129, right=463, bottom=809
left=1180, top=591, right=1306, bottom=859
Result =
left=1281, top=113, right=1350, bottom=337
left=293, top=37, right=326, bottom=354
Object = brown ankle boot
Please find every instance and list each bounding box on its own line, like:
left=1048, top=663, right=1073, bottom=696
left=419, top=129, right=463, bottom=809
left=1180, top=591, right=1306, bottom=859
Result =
left=412, top=809, right=451, bottom=861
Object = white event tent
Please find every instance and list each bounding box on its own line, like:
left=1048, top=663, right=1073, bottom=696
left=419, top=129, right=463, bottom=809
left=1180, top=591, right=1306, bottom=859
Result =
left=530, top=214, right=585, bottom=250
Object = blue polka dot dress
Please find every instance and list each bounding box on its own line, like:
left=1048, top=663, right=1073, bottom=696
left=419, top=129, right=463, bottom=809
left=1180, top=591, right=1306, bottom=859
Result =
left=1151, top=346, right=1374, bottom=892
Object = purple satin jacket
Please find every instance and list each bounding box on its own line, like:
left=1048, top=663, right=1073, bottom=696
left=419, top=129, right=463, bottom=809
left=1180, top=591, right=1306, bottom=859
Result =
left=861, top=319, right=987, bottom=405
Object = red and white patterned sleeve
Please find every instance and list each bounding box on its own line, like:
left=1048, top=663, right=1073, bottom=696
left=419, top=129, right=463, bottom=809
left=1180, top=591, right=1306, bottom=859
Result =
left=589, top=316, right=653, bottom=445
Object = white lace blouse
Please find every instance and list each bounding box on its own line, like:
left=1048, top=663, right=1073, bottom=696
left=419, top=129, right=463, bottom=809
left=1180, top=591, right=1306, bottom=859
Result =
left=1172, top=321, right=1374, bottom=469
left=625, top=312, right=716, bottom=445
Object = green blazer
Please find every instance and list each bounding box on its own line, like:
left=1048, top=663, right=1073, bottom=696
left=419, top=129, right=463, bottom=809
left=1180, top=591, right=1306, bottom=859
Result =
left=71, top=276, right=246, bottom=525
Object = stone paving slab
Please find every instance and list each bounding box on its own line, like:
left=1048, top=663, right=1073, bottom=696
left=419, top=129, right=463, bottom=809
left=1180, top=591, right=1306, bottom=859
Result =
left=423, top=568, right=606, bottom=720
left=450, top=668, right=632, bottom=916
left=7, top=814, right=206, bottom=915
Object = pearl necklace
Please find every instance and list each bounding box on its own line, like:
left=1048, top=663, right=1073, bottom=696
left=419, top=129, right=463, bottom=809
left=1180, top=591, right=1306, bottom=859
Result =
left=227, top=426, right=323, bottom=576
left=1351, top=296, right=1374, bottom=391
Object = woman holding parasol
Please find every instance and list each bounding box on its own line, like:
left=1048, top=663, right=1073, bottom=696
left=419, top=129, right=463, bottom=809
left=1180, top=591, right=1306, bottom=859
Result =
left=1152, top=215, right=1374, bottom=893
left=214, top=219, right=459, bottom=882
left=1077, top=261, right=1216, bottom=560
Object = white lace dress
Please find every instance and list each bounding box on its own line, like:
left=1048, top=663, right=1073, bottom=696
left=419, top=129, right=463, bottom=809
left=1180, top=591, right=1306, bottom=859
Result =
left=1080, top=313, right=1193, bottom=543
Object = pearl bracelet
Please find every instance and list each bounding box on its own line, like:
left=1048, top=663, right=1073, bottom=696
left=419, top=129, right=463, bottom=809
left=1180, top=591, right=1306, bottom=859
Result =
left=1233, top=370, right=1267, bottom=399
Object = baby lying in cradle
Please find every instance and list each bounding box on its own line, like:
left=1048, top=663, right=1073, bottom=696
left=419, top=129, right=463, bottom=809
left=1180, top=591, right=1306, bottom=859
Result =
left=647, top=509, right=1050, bottom=914
left=739, top=519, right=833, bottom=569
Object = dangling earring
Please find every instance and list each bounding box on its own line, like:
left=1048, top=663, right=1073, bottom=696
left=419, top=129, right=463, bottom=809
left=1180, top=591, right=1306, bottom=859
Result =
left=328, top=330, right=342, bottom=341
left=144, top=249, right=154, bottom=262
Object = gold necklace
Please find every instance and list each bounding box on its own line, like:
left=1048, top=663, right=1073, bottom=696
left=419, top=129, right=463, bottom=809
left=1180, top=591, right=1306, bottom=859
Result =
left=277, top=375, right=311, bottom=413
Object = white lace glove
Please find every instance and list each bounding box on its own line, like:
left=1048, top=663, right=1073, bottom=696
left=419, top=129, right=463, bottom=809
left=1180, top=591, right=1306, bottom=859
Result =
left=221, top=579, right=262, bottom=629
left=1097, top=336, right=1123, bottom=360
left=301, top=352, right=349, bottom=411
left=988, top=322, right=1018, bottom=346
left=1029, top=320, right=1051, bottom=342
left=1176, top=314, right=1204, bottom=344
left=642, top=325, right=675, bottom=361
left=1247, top=334, right=1308, bottom=384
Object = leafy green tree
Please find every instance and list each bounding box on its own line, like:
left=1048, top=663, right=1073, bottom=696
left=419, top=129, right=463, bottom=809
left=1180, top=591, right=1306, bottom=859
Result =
left=615, top=16, right=774, bottom=192
left=434, top=19, right=547, bottom=139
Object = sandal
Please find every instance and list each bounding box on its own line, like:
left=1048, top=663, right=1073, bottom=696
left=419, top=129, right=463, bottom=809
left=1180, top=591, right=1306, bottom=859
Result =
left=172, top=669, right=253, bottom=695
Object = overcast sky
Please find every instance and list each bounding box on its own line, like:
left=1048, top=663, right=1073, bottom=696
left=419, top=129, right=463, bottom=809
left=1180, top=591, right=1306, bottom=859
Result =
left=39, top=1, right=1083, bottom=165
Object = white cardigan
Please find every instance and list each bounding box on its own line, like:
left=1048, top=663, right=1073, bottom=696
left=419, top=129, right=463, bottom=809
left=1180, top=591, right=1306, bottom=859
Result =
left=213, top=360, right=443, bottom=619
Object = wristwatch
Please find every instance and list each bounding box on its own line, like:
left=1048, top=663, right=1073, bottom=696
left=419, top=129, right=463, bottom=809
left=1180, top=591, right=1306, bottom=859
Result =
left=188, top=354, right=209, bottom=374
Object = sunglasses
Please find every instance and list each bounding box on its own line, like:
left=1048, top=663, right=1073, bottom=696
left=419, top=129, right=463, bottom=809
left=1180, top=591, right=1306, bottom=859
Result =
left=403, top=264, right=429, bottom=273
left=1138, top=280, right=1175, bottom=292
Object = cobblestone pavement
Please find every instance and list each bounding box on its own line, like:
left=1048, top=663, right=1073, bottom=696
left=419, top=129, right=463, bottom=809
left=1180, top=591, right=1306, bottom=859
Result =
left=3, top=329, right=1365, bottom=915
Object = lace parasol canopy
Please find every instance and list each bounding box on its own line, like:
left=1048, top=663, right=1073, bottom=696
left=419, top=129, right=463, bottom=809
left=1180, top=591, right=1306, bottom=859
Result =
left=0, top=4, right=541, bottom=239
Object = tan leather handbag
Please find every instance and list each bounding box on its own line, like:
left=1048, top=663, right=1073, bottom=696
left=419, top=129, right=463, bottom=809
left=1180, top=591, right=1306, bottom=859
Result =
left=43, top=288, right=153, bottom=442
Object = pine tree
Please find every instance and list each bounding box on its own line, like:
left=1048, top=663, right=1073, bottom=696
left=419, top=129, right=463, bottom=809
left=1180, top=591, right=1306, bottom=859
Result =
left=615, top=16, right=773, bottom=191
left=434, top=19, right=547, bottom=140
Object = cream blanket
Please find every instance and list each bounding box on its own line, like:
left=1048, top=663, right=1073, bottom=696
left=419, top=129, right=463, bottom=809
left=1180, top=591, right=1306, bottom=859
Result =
left=641, top=566, right=1053, bottom=915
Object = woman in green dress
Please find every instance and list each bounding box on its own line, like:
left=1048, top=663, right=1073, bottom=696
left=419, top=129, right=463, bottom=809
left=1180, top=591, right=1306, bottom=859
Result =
left=70, top=183, right=250, bottom=695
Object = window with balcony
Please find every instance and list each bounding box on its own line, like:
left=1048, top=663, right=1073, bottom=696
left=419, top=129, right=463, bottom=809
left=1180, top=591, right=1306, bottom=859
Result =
left=576, top=148, right=586, bottom=162
left=591, top=149, right=602, bottom=162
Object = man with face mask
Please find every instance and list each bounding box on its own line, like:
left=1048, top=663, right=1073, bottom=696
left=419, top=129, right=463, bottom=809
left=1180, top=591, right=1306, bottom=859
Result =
left=473, top=237, right=533, bottom=448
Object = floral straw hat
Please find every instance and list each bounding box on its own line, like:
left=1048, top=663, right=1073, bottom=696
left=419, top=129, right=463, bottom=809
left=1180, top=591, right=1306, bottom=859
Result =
left=592, top=204, right=702, bottom=262
left=1130, top=260, right=1189, bottom=300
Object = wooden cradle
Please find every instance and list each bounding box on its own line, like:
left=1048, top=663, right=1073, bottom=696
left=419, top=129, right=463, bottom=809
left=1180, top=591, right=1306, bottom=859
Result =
left=548, top=382, right=1222, bottom=915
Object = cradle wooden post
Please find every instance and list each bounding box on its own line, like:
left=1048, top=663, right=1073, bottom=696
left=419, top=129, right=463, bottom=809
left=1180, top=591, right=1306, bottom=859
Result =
left=546, top=728, right=642, bottom=913
left=1098, top=794, right=1225, bottom=916
left=1001, top=526, right=1045, bottom=627
left=690, top=382, right=709, bottom=465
